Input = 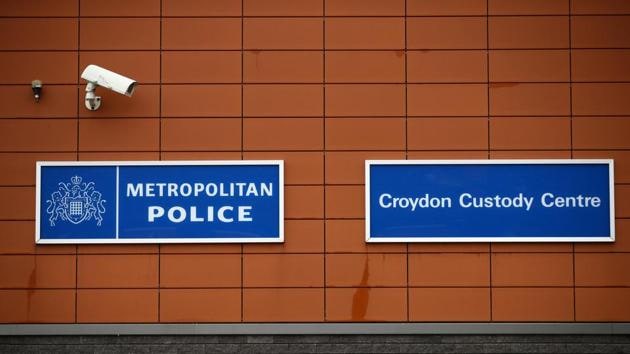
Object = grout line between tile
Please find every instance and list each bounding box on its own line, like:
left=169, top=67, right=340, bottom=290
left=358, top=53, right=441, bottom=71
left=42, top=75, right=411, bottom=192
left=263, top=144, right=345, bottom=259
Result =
left=486, top=0, right=494, bottom=322
left=5, top=47, right=630, bottom=52
left=157, top=0, right=164, bottom=323
left=7, top=13, right=628, bottom=19
left=569, top=0, right=578, bottom=322
left=6, top=80, right=630, bottom=86
left=241, top=0, right=245, bottom=323
left=322, top=0, right=327, bottom=322
left=74, top=0, right=81, bottom=325
left=403, top=0, right=411, bottom=322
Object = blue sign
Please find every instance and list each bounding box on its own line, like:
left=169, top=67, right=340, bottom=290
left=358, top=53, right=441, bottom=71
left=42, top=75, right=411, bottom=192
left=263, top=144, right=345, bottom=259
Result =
left=366, top=160, right=615, bottom=242
left=36, top=161, right=283, bottom=244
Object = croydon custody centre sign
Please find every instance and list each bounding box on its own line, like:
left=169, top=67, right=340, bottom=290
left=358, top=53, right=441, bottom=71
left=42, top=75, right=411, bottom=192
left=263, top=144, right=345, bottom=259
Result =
left=366, top=160, right=615, bottom=242
left=36, top=161, right=283, bottom=244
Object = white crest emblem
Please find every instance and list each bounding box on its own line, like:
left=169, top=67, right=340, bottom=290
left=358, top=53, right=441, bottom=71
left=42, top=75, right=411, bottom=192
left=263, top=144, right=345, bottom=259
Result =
left=45, top=175, right=106, bottom=227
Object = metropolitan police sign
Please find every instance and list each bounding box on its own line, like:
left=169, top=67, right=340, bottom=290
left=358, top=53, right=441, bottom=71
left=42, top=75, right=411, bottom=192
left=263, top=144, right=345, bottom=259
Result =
left=36, top=161, right=283, bottom=244
left=366, top=160, right=615, bottom=243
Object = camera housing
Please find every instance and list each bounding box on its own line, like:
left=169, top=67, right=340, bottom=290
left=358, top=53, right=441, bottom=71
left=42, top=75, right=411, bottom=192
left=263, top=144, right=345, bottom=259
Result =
left=80, top=64, right=137, bottom=110
left=31, top=80, right=43, bottom=102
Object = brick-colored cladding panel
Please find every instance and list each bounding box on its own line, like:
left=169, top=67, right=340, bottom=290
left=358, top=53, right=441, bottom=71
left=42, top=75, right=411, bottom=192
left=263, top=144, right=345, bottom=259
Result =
left=0, top=0, right=629, bottom=324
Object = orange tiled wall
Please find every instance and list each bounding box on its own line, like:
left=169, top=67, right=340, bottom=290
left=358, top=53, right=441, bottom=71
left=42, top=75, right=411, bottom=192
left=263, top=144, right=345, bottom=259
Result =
left=1, top=0, right=630, bottom=323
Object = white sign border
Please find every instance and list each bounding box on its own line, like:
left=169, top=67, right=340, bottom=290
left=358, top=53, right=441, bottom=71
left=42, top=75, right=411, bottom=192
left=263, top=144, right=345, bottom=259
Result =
left=365, top=159, right=615, bottom=243
left=36, top=160, right=284, bottom=244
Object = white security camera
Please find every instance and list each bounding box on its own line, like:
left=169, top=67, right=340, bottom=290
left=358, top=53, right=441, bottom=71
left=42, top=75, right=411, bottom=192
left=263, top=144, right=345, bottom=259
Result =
left=80, top=64, right=137, bottom=111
